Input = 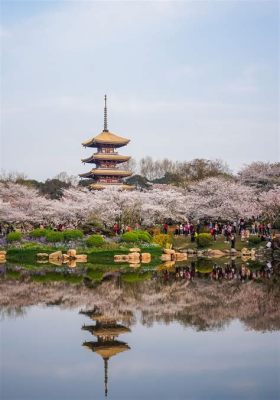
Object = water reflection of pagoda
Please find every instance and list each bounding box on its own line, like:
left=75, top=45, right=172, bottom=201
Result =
left=80, top=309, right=131, bottom=397
left=79, top=95, right=133, bottom=190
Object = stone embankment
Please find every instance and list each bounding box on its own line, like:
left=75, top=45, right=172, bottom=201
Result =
left=161, top=248, right=188, bottom=262
left=114, top=248, right=151, bottom=266
left=0, top=251, right=6, bottom=263
left=37, top=249, right=87, bottom=267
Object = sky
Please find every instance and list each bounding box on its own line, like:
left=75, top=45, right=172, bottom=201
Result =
left=0, top=0, right=279, bottom=181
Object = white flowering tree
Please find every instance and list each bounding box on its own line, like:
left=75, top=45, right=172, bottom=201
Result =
left=258, top=187, right=280, bottom=224
left=185, top=177, right=261, bottom=221
left=0, top=182, right=53, bottom=224
left=140, top=188, right=190, bottom=224
left=238, top=162, right=280, bottom=188
left=0, top=179, right=278, bottom=228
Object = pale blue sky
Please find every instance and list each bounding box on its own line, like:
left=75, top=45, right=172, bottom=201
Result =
left=1, top=0, right=279, bottom=180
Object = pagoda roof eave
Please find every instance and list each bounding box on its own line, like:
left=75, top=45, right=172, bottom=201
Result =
left=93, top=169, right=132, bottom=177
left=82, top=130, right=130, bottom=148
left=81, top=169, right=132, bottom=177
left=79, top=172, right=93, bottom=178
left=81, top=154, right=131, bottom=163
left=83, top=340, right=130, bottom=358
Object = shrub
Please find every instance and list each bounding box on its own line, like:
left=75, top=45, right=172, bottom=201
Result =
left=86, top=234, right=105, bottom=247
left=7, top=231, right=22, bottom=242
left=196, top=233, right=213, bottom=248
left=29, top=228, right=49, bottom=238
left=153, top=233, right=172, bottom=248
left=63, top=229, right=84, bottom=241
left=121, top=232, right=138, bottom=243
left=122, top=230, right=151, bottom=243
left=45, top=231, right=64, bottom=243
left=248, top=236, right=262, bottom=245
left=137, top=230, right=152, bottom=243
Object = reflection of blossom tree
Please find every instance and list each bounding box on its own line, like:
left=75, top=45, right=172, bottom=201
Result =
left=0, top=279, right=279, bottom=332
left=0, top=306, right=27, bottom=321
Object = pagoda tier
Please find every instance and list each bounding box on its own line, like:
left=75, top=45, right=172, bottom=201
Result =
left=80, top=95, right=133, bottom=190
left=82, top=130, right=130, bottom=148
left=79, top=309, right=133, bottom=322
left=83, top=340, right=130, bottom=358
left=82, top=323, right=131, bottom=337
left=79, top=169, right=132, bottom=178
left=81, top=153, right=131, bottom=164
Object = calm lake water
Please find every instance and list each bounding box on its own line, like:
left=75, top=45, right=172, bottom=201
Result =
left=1, top=302, right=279, bottom=400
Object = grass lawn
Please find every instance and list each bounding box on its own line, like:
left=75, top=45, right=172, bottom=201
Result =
left=5, top=244, right=162, bottom=268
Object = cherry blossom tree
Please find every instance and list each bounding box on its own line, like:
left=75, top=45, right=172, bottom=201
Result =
left=185, top=177, right=261, bottom=221
left=258, top=186, right=280, bottom=224
left=0, top=179, right=278, bottom=228
left=238, top=162, right=280, bottom=189
left=140, top=188, right=189, bottom=224
left=0, top=182, right=53, bottom=224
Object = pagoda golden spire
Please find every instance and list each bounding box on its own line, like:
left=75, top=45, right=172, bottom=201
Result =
left=104, top=94, right=108, bottom=132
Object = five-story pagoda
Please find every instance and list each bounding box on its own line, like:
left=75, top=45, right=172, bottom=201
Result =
left=80, top=96, right=133, bottom=190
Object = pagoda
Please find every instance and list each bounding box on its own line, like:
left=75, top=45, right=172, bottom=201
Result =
left=80, top=309, right=131, bottom=397
left=80, top=95, right=133, bottom=190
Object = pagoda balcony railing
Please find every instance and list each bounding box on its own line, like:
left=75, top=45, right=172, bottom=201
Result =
left=94, top=151, right=119, bottom=155
left=96, top=165, right=126, bottom=170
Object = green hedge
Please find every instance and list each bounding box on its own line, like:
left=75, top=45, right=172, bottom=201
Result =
left=121, top=232, right=138, bottom=243
left=122, top=230, right=151, bottom=243
left=63, top=229, right=84, bottom=241
left=248, top=236, right=262, bottom=245
left=196, top=233, right=213, bottom=248
left=45, top=231, right=64, bottom=243
left=138, top=231, right=152, bottom=242
left=30, top=229, right=84, bottom=242
left=7, top=231, right=22, bottom=242
left=29, top=228, right=50, bottom=238
left=86, top=234, right=105, bottom=247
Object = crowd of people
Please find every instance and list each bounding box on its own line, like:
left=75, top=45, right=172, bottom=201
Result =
left=0, top=222, right=68, bottom=236
left=112, top=223, right=140, bottom=235
left=166, top=218, right=275, bottom=248
left=0, top=217, right=277, bottom=251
